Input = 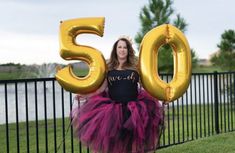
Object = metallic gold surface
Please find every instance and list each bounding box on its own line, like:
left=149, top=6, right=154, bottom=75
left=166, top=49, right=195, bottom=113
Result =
left=56, top=17, right=106, bottom=94
left=139, top=24, right=191, bottom=102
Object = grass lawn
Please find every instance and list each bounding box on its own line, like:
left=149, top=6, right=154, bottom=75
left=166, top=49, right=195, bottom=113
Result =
left=159, top=103, right=235, bottom=146
left=192, top=65, right=223, bottom=73
left=0, top=67, right=89, bottom=80
left=0, top=65, right=226, bottom=80
left=0, top=118, right=83, bottom=153
left=0, top=72, right=27, bottom=80
left=1, top=102, right=235, bottom=153
left=157, top=131, right=235, bottom=153
left=1, top=117, right=235, bottom=153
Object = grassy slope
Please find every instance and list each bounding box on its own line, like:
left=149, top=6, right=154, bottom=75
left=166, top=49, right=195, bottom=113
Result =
left=157, top=131, right=235, bottom=153
left=0, top=64, right=227, bottom=80
left=0, top=69, right=89, bottom=80
left=1, top=119, right=235, bottom=153
left=192, top=65, right=223, bottom=73
left=1, top=102, right=234, bottom=153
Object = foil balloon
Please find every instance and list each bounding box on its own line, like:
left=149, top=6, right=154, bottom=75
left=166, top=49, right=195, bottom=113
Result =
left=139, top=24, right=191, bottom=102
left=55, top=17, right=106, bottom=94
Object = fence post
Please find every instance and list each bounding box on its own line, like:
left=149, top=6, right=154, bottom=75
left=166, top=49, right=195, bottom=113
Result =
left=214, top=71, right=220, bottom=134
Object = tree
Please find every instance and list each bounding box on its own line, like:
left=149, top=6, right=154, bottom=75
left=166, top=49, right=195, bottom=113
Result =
left=135, top=0, right=197, bottom=73
left=210, top=30, right=235, bottom=108
left=210, top=29, right=235, bottom=71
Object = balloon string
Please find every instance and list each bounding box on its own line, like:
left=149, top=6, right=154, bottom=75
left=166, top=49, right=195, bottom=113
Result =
left=56, top=96, right=79, bottom=153
left=158, top=102, right=166, bottom=145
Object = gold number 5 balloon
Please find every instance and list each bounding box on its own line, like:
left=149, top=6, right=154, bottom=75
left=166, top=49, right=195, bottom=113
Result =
left=55, top=17, right=106, bottom=94
left=139, top=24, right=191, bottom=102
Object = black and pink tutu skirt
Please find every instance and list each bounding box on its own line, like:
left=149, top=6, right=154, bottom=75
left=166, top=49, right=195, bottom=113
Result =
left=71, top=90, right=164, bottom=153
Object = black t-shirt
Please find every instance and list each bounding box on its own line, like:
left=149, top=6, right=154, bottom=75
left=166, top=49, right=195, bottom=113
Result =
left=107, top=69, right=139, bottom=103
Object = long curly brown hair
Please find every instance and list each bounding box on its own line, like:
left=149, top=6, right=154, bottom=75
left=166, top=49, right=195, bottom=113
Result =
left=107, top=38, right=138, bottom=71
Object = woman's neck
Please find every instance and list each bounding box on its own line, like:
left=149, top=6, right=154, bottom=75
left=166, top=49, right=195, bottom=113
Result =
left=117, top=58, right=126, bottom=70
left=118, top=58, right=126, bottom=65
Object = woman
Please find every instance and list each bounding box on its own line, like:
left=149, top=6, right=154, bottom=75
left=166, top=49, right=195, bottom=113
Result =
left=71, top=37, right=164, bottom=153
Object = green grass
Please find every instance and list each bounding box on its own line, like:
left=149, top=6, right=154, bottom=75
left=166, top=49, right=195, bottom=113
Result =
left=0, top=118, right=83, bottom=153
left=0, top=65, right=227, bottom=80
left=1, top=103, right=235, bottom=153
left=72, top=68, right=89, bottom=77
left=160, top=103, right=235, bottom=146
left=0, top=69, right=89, bottom=80
left=0, top=72, right=26, bottom=80
left=157, top=131, right=235, bottom=153
left=192, top=65, right=223, bottom=73
left=0, top=71, right=39, bottom=80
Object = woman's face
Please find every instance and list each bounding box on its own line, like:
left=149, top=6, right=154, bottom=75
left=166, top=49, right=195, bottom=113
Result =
left=116, top=40, right=128, bottom=61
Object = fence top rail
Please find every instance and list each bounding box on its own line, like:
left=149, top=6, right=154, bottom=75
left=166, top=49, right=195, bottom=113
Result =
left=0, top=71, right=235, bottom=83
left=160, top=71, right=235, bottom=76
left=0, top=77, right=55, bottom=83
left=192, top=71, right=235, bottom=75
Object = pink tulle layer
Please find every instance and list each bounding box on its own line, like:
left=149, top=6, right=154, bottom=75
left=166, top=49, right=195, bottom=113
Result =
left=71, top=90, right=164, bottom=153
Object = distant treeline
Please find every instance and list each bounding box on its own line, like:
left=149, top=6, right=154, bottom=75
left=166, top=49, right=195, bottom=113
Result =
left=0, top=62, right=89, bottom=80
left=0, top=63, right=23, bottom=66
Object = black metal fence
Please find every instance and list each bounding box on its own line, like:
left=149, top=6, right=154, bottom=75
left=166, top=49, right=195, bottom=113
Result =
left=0, top=71, right=235, bottom=153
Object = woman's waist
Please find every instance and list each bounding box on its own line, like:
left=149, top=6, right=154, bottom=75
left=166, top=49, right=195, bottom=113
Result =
left=109, top=95, right=138, bottom=103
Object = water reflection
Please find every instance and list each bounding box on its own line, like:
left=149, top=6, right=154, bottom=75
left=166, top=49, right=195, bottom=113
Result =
left=0, top=81, right=77, bottom=124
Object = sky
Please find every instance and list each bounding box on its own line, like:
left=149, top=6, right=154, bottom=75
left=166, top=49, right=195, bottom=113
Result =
left=0, top=0, right=234, bottom=65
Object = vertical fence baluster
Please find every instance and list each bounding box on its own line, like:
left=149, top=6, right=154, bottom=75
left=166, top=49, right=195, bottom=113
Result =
left=214, top=71, right=220, bottom=134
left=79, top=141, right=82, bottom=153
left=167, top=103, right=170, bottom=145
left=172, top=100, right=175, bottom=144
left=223, top=74, right=226, bottom=132
left=190, top=76, right=193, bottom=140
left=69, top=92, right=74, bottom=153
left=4, top=83, right=9, bottom=153
left=165, top=75, right=170, bottom=145
left=77, top=96, right=83, bottom=153
left=227, top=73, right=230, bottom=131
left=25, top=82, right=30, bottom=153
left=198, top=74, right=202, bottom=138
left=15, top=83, right=20, bottom=153
left=211, top=74, right=214, bottom=135
left=177, top=99, right=180, bottom=143
left=206, top=75, right=212, bottom=136
left=43, top=81, right=48, bottom=152
left=61, top=88, right=66, bottom=153
left=194, top=75, right=198, bottom=139
left=181, top=95, right=185, bottom=142
left=202, top=75, right=206, bottom=137
left=219, top=73, right=223, bottom=131
left=87, top=146, right=90, bottom=153
left=161, top=75, right=166, bottom=147
left=233, top=73, right=235, bottom=131
left=206, top=74, right=210, bottom=136
left=52, top=80, right=57, bottom=153
left=34, top=81, right=39, bottom=153
left=230, top=73, right=233, bottom=131
left=186, top=89, right=189, bottom=141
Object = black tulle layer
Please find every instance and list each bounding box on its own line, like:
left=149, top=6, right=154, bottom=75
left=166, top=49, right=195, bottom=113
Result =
left=71, top=90, right=164, bottom=153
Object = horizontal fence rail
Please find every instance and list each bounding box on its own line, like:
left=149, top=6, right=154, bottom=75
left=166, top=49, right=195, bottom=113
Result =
left=0, top=72, right=235, bottom=153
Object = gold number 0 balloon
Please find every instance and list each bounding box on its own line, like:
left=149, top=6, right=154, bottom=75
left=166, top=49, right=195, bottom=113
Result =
left=139, top=24, right=191, bottom=102
left=55, top=17, right=106, bottom=94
